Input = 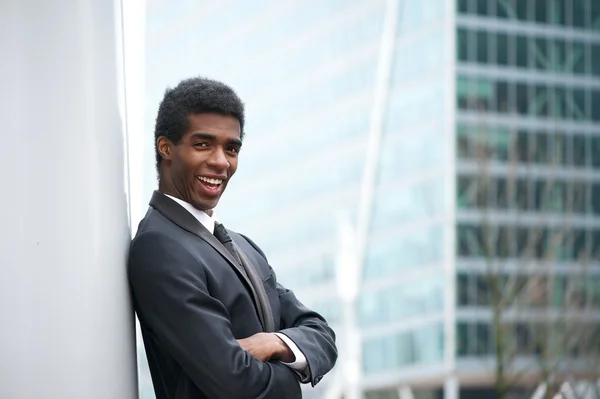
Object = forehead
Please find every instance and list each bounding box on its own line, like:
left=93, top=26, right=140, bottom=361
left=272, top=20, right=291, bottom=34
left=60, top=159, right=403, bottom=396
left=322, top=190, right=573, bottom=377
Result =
left=185, top=112, right=241, bottom=138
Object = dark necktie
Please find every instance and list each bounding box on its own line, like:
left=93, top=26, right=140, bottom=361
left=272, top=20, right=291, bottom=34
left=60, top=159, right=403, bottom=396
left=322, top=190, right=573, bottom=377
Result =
left=213, top=222, right=246, bottom=278
left=213, top=222, right=274, bottom=332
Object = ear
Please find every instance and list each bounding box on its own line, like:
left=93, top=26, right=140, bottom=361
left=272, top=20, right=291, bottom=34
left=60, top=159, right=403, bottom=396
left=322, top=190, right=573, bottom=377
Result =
left=157, top=136, right=172, bottom=161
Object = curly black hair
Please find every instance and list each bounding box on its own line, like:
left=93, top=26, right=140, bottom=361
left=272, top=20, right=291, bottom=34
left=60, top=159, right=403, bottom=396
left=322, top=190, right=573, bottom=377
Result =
left=154, top=77, right=245, bottom=173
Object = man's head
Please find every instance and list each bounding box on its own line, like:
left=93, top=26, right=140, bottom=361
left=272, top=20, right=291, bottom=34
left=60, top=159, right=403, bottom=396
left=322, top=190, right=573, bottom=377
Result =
left=154, top=77, right=245, bottom=212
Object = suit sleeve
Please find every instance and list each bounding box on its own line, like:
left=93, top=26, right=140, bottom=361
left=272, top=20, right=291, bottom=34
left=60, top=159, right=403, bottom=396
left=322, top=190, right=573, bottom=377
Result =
left=241, top=235, right=339, bottom=387
left=128, top=230, right=301, bottom=399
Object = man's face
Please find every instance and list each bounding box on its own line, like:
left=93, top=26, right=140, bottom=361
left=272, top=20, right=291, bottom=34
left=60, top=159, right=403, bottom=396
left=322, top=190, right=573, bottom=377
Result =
left=158, top=112, right=242, bottom=212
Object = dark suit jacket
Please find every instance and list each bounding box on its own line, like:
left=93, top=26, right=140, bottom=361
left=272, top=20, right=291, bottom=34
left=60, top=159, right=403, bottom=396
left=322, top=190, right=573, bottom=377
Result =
left=128, top=192, right=338, bottom=399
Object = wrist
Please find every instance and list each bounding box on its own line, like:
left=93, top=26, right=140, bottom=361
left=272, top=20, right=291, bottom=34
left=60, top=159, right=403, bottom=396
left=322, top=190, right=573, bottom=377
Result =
left=272, top=334, right=295, bottom=363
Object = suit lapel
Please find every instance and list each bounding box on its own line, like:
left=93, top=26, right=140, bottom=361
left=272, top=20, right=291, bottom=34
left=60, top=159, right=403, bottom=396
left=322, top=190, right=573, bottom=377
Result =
left=148, top=191, right=255, bottom=297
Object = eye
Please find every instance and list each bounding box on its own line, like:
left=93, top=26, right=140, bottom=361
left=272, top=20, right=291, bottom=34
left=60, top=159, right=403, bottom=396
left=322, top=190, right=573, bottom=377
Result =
left=227, top=146, right=240, bottom=154
left=193, top=142, right=209, bottom=148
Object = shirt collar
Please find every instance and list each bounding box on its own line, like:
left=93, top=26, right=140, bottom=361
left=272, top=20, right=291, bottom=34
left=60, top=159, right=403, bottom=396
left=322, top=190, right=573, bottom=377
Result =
left=164, top=194, right=218, bottom=234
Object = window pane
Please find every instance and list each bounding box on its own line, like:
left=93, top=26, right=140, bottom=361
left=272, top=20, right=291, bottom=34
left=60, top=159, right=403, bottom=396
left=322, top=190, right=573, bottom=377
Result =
left=496, top=80, right=509, bottom=112
left=476, top=30, right=489, bottom=64
left=371, top=178, right=444, bottom=230
left=593, top=231, right=600, bottom=261
left=515, top=0, right=529, bottom=21
left=572, top=41, right=586, bottom=75
left=413, top=324, right=443, bottom=363
left=497, top=0, right=516, bottom=19
left=476, top=0, right=490, bottom=16
left=572, top=88, right=587, bottom=120
left=592, top=90, right=600, bottom=122
left=549, top=0, right=565, bottom=25
left=592, top=45, right=600, bottom=76
left=514, top=131, right=530, bottom=162
left=457, top=175, right=474, bottom=207
left=553, top=39, right=567, bottom=73
left=592, top=137, right=600, bottom=168
left=457, top=322, right=469, bottom=355
left=532, top=132, right=549, bottom=163
left=475, top=275, right=490, bottom=305
left=572, top=134, right=587, bottom=167
left=551, top=87, right=567, bottom=119
left=395, top=332, right=414, bottom=366
left=364, top=227, right=443, bottom=279
left=592, top=184, right=600, bottom=214
left=555, top=133, right=569, bottom=165
left=497, top=33, right=509, bottom=66
left=476, top=323, right=491, bottom=354
left=457, top=224, right=484, bottom=256
left=592, top=0, right=600, bottom=31
left=573, top=182, right=589, bottom=214
left=516, top=83, right=529, bottom=114
left=573, top=0, right=586, bottom=28
left=457, top=274, right=469, bottom=305
left=532, top=85, right=549, bottom=117
left=457, top=28, right=468, bottom=61
left=516, top=35, right=529, bottom=68
left=572, top=228, right=587, bottom=260
left=467, top=28, right=477, bottom=62
left=534, top=0, right=548, bottom=23
left=533, top=38, right=548, bottom=70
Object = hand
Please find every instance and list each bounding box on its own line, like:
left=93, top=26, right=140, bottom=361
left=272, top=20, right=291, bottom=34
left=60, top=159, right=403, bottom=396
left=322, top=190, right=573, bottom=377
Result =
left=237, top=333, right=295, bottom=363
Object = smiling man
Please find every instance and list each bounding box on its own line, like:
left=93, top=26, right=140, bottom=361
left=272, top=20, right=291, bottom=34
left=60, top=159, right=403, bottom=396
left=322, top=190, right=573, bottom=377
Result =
left=128, top=77, right=337, bottom=399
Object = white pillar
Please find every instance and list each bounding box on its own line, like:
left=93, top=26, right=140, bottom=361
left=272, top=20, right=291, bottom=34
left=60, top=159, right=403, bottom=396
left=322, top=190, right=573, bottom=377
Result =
left=336, top=213, right=362, bottom=399
left=444, top=374, right=459, bottom=399
left=398, top=386, right=415, bottom=399
left=0, top=1, right=137, bottom=398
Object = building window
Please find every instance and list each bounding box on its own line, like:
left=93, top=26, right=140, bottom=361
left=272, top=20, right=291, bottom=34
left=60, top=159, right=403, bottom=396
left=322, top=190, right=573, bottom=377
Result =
left=362, top=323, right=444, bottom=373
left=457, top=224, right=485, bottom=257
left=457, top=27, right=468, bottom=61
left=364, top=225, right=444, bottom=280
left=457, top=273, right=470, bottom=305
left=592, top=183, right=600, bottom=214
left=357, top=276, right=444, bottom=325
left=457, top=27, right=595, bottom=77
left=592, top=90, right=600, bottom=121
left=457, top=322, right=493, bottom=356
left=459, top=0, right=595, bottom=29
left=592, top=44, right=600, bottom=76
left=371, top=176, right=444, bottom=231
left=476, top=30, right=490, bottom=64
left=457, top=223, right=600, bottom=261
left=458, top=75, right=600, bottom=121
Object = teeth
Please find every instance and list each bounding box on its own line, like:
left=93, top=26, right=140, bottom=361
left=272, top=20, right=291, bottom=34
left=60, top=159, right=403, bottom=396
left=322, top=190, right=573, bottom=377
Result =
left=198, top=176, right=223, bottom=185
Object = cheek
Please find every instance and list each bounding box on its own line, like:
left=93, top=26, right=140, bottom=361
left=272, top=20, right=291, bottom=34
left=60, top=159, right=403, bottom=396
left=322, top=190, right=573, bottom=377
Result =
left=229, top=159, right=239, bottom=175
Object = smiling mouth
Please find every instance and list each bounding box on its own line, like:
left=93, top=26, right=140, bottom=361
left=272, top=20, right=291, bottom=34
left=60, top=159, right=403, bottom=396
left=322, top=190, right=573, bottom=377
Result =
left=197, top=176, right=224, bottom=190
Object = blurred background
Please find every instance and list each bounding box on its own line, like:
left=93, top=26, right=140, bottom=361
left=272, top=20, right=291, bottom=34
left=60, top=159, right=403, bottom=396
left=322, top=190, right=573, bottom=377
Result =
left=122, top=1, right=600, bottom=398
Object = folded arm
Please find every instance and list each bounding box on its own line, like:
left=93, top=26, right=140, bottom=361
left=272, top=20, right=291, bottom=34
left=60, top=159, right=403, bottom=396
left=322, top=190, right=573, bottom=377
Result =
left=129, top=231, right=301, bottom=399
left=242, top=235, right=339, bottom=386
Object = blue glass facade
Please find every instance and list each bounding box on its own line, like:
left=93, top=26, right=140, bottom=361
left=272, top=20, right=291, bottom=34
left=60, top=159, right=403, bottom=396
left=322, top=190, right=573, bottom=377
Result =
left=454, top=2, right=600, bottom=395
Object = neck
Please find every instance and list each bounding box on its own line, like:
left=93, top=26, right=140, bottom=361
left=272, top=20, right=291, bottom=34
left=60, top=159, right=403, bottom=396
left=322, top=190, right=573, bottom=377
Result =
left=158, top=182, right=214, bottom=217
left=158, top=179, right=179, bottom=200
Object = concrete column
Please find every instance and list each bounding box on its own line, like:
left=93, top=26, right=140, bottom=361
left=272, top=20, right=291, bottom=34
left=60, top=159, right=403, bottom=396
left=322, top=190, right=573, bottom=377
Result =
left=0, top=1, right=137, bottom=398
left=444, top=374, right=459, bottom=399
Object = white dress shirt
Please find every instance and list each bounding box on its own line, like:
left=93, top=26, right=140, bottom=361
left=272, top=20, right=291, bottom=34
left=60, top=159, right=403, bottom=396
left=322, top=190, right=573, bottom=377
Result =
left=164, top=195, right=308, bottom=374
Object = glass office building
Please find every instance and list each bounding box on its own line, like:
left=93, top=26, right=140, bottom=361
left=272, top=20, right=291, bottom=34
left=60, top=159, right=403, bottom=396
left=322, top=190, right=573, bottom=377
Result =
left=453, top=1, right=600, bottom=398
left=138, top=1, right=600, bottom=398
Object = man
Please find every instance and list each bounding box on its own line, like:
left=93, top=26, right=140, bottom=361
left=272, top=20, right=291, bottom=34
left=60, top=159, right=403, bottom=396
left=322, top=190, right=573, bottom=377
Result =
left=128, top=77, right=338, bottom=399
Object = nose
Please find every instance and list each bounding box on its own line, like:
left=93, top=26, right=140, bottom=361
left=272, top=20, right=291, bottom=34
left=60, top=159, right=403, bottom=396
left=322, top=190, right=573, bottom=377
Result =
left=206, top=148, right=230, bottom=170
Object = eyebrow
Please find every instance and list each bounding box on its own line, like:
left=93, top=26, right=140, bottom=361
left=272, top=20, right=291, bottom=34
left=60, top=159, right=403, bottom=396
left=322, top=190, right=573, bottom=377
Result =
left=190, top=132, right=243, bottom=147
